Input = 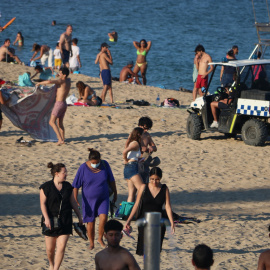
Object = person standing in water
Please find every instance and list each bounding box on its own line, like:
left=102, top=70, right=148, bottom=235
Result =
left=59, top=25, right=73, bottom=68
left=133, top=39, right=151, bottom=85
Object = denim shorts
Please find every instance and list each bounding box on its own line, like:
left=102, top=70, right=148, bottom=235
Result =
left=124, top=161, right=139, bottom=180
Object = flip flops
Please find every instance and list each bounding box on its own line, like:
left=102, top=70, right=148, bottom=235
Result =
left=73, top=223, right=88, bottom=241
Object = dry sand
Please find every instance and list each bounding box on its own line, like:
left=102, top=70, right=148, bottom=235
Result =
left=0, top=62, right=270, bottom=270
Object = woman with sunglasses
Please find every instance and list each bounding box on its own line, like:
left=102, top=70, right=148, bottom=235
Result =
left=124, top=167, right=175, bottom=256
left=133, top=39, right=151, bottom=85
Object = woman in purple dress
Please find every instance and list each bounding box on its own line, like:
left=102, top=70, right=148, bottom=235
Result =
left=72, top=148, right=117, bottom=249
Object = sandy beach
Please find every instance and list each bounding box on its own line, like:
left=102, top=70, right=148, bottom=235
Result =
left=0, top=62, right=269, bottom=270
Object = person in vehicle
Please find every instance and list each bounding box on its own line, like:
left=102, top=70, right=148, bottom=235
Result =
left=210, top=83, right=234, bottom=128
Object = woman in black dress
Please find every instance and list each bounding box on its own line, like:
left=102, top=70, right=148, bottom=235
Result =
left=125, top=167, right=175, bottom=255
left=40, top=162, right=83, bottom=270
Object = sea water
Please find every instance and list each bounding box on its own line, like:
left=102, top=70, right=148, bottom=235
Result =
left=0, top=0, right=269, bottom=90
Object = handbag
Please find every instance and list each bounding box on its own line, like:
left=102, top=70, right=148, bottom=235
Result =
left=101, top=160, right=114, bottom=196
left=42, top=197, right=62, bottom=233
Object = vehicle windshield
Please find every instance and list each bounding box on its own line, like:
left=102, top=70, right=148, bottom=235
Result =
left=209, top=63, right=270, bottom=94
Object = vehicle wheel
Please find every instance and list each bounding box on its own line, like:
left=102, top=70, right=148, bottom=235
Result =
left=241, top=119, right=268, bottom=146
left=186, top=114, right=202, bottom=140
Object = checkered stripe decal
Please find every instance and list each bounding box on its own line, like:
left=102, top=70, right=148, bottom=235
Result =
left=237, top=104, right=270, bottom=116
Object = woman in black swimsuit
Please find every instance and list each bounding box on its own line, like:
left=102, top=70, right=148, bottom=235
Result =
left=125, top=167, right=174, bottom=255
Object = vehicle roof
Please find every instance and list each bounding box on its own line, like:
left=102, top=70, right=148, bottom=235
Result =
left=209, top=59, right=270, bottom=67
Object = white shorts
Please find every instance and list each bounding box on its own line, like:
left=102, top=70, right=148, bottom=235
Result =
left=41, top=49, right=53, bottom=67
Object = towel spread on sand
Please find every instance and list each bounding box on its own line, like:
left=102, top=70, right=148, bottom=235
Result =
left=1, top=85, right=58, bottom=142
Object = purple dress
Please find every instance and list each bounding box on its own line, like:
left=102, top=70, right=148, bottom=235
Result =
left=72, top=160, right=115, bottom=223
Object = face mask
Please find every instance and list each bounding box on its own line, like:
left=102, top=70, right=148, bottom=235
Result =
left=91, top=162, right=100, bottom=168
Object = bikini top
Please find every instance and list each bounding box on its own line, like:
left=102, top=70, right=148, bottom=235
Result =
left=127, top=148, right=141, bottom=161
left=137, top=50, right=147, bottom=56
left=87, top=91, right=96, bottom=100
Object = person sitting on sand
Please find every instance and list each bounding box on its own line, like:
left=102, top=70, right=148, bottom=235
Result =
left=95, top=220, right=141, bottom=270
left=133, top=39, right=151, bottom=85
left=76, top=81, right=102, bottom=106
left=31, top=65, right=54, bottom=82
left=0, top=39, right=23, bottom=64
left=36, top=67, right=71, bottom=145
left=257, top=225, right=270, bottom=270
left=13, top=32, right=24, bottom=47
left=108, top=31, right=118, bottom=42
left=119, top=61, right=141, bottom=84
left=192, top=244, right=214, bottom=270
left=30, top=43, right=53, bottom=67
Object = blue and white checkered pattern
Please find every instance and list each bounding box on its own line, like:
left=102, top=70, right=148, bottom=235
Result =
left=237, top=104, right=270, bottom=117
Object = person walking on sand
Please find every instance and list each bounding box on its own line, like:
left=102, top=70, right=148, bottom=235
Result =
left=95, top=220, right=141, bottom=270
left=194, top=44, right=213, bottom=96
left=59, top=25, right=73, bottom=68
left=95, top=42, right=113, bottom=103
left=36, top=67, right=71, bottom=145
left=72, top=148, right=117, bottom=250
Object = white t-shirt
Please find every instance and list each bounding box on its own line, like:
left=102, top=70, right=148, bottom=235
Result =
left=69, top=45, right=80, bottom=68
left=54, top=48, right=61, bottom=59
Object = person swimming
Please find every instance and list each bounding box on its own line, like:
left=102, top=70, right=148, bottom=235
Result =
left=133, top=39, right=151, bottom=85
left=108, top=31, right=118, bottom=42
left=13, top=32, right=24, bottom=46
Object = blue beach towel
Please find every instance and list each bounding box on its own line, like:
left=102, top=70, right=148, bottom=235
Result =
left=18, top=73, right=34, bottom=87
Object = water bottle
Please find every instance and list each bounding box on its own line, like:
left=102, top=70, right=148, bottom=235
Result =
left=156, top=94, right=160, bottom=106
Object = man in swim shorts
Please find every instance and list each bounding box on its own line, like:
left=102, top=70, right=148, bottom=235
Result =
left=36, top=67, right=71, bottom=145
left=59, top=25, right=73, bottom=68
left=95, top=220, right=141, bottom=270
left=95, top=43, right=114, bottom=103
left=194, top=44, right=213, bottom=98
left=192, top=244, right=214, bottom=270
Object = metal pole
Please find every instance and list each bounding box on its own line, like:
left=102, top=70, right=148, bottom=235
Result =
left=136, top=212, right=162, bottom=270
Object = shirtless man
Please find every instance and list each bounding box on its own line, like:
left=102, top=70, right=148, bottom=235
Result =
left=125, top=117, right=159, bottom=183
left=95, top=43, right=113, bottom=103
left=95, top=220, right=141, bottom=270
left=36, top=67, right=71, bottom=145
left=59, top=25, right=73, bottom=68
left=257, top=225, right=270, bottom=270
left=194, top=44, right=213, bottom=100
left=192, top=244, right=214, bottom=270
left=119, top=61, right=141, bottom=84
left=0, top=39, right=22, bottom=64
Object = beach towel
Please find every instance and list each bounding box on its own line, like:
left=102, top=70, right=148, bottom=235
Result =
left=18, top=73, right=34, bottom=87
left=1, top=85, right=58, bottom=142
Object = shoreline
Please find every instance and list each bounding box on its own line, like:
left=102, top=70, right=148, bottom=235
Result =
left=0, top=62, right=269, bottom=269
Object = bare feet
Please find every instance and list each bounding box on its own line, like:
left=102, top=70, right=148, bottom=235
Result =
left=89, top=243, right=94, bottom=250
left=56, top=141, right=65, bottom=146
left=97, top=239, right=106, bottom=248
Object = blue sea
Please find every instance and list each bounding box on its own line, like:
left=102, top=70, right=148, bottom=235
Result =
left=0, top=0, right=269, bottom=90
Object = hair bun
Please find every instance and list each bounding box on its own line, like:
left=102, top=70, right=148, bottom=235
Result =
left=47, top=162, right=54, bottom=168
left=87, top=148, right=94, bottom=152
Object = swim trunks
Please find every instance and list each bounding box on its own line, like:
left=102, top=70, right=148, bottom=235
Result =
left=101, top=69, right=112, bottom=86
left=51, top=101, right=67, bottom=118
left=62, top=49, right=70, bottom=64
left=54, top=58, right=62, bottom=67
left=218, top=101, right=229, bottom=109
left=196, top=74, right=208, bottom=89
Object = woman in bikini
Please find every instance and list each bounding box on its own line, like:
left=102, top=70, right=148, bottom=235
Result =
left=13, top=32, right=24, bottom=46
left=30, top=43, right=53, bottom=67
left=76, top=81, right=101, bottom=106
left=133, top=39, right=151, bottom=85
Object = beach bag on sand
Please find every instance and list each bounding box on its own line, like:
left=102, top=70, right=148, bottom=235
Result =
left=161, top=98, right=179, bottom=107
left=115, top=201, right=134, bottom=220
